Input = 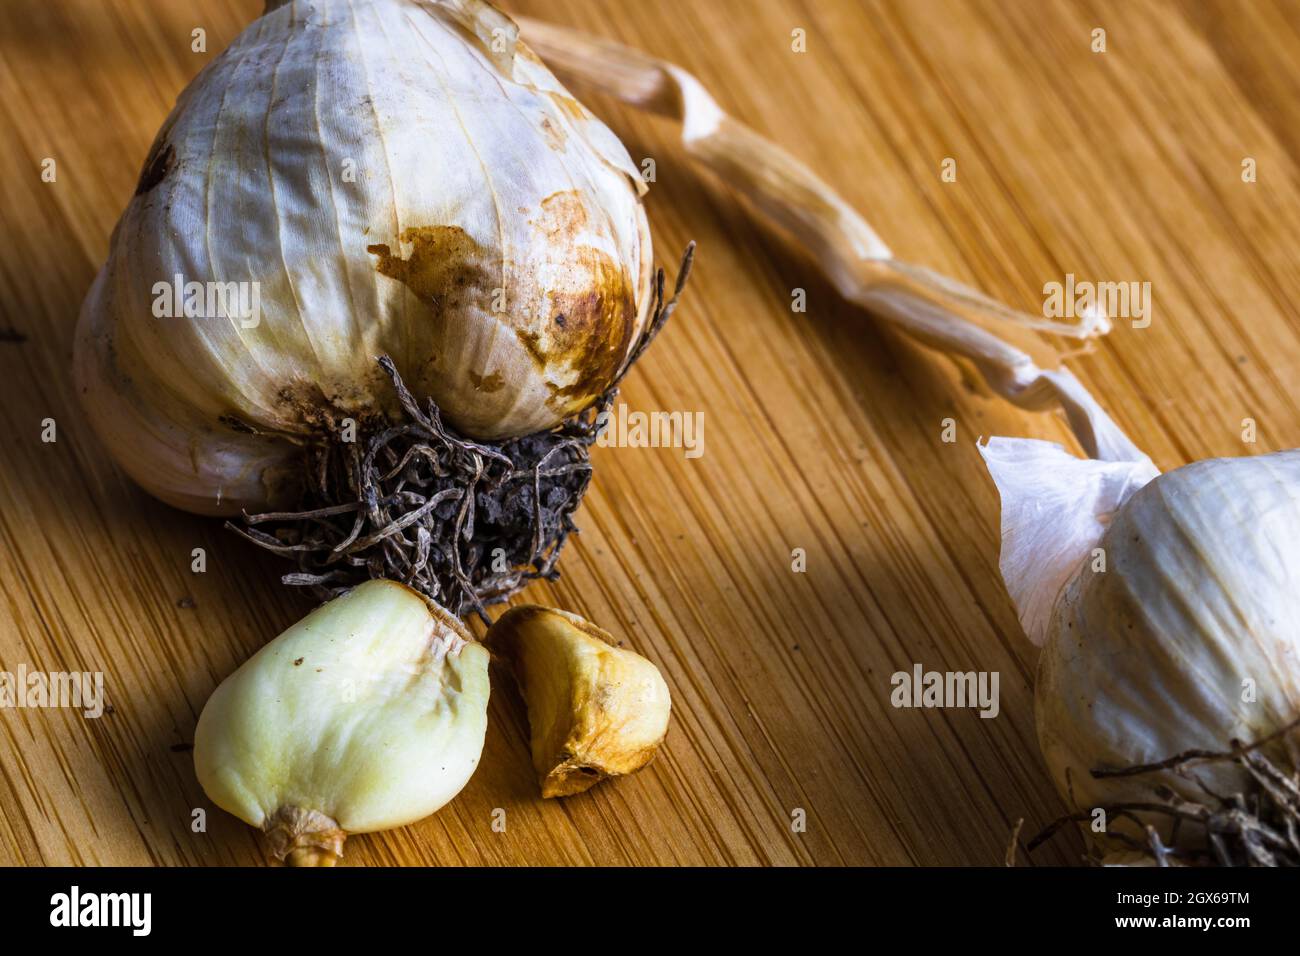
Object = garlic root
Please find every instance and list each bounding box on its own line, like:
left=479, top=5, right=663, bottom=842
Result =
left=488, top=606, right=670, bottom=798
left=229, top=240, right=691, bottom=620
left=194, top=579, right=490, bottom=865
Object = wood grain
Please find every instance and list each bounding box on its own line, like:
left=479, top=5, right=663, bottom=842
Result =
left=1, top=0, right=1298, bottom=866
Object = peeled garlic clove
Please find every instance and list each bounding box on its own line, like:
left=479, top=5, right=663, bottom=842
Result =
left=194, top=579, right=489, bottom=865
left=488, top=605, right=670, bottom=798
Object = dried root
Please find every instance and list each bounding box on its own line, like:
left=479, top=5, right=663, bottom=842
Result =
left=229, top=245, right=693, bottom=622
left=1028, top=715, right=1300, bottom=866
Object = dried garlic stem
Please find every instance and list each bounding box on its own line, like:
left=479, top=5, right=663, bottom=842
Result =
left=520, top=17, right=1145, bottom=462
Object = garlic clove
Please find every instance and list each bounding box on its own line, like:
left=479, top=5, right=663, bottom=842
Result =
left=487, top=605, right=670, bottom=798
left=194, top=579, right=489, bottom=865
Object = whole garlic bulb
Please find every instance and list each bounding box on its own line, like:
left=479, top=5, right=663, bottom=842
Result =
left=983, top=430, right=1300, bottom=845
left=193, top=579, right=490, bottom=865
left=1033, top=451, right=1300, bottom=814
left=75, top=0, right=653, bottom=516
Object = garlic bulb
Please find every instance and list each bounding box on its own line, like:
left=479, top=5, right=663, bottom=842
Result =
left=75, top=0, right=652, bottom=516
left=194, top=579, right=489, bottom=865
left=987, top=443, right=1300, bottom=825
left=488, top=605, right=670, bottom=797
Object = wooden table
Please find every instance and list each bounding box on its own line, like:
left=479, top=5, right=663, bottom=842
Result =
left=2, top=0, right=1297, bottom=866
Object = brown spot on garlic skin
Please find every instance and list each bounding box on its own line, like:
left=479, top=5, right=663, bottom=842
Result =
left=546, top=91, right=590, bottom=124
left=515, top=329, right=546, bottom=368
left=537, top=190, right=589, bottom=239
left=366, top=215, right=636, bottom=423
left=135, top=141, right=175, bottom=196
left=467, top=369, right=504, bottom=393
left=537, top=257, right=637, bottom=405
left=517, top=44, right=546, bottom=67
left=270, top=375, right=388, bottom=434
left=366, top=225, right=492, bottom=320
left=521, top=194, right=638, bottom=411
left=539, top=116, right=566, bottom=151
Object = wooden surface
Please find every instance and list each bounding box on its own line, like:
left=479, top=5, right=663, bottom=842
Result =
left=2, top=0, right=1300, bottom=866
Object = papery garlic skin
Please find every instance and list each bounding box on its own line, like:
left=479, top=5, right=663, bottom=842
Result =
left=488, top=605, right=670, bottom=797
left=194, top=579, right=489, bottom=862
left=1031, top=451, right=1300, bottom=814
left=75, top=0, right=652, bottom=516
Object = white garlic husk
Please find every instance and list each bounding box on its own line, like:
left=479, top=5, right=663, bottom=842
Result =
left=75, top=0, right=652, bottom=516
left=983, top=436, right=1300, bottom=840
left=193, top=579, right=490, bottom=865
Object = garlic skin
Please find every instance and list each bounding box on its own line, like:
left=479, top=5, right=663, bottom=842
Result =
left=194, top=579, right=490, bottom=864
left=488, top=605, right=670, bottom=798
left=1035, top=451, right=1300, bottom=814
left=75, top=0, right=652, bottom=516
